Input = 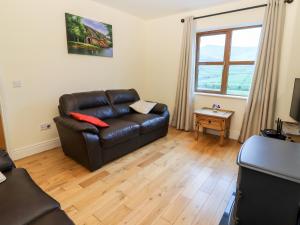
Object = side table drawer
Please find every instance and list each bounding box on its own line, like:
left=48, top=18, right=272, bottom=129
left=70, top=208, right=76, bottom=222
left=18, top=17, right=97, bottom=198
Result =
left=197, top=116, right=223, bottom=130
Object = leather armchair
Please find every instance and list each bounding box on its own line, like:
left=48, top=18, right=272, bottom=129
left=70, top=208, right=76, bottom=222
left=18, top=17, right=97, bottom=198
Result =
left=0, top=150, right=74, bottom=225
left=0, top=149, right=15, bottom=172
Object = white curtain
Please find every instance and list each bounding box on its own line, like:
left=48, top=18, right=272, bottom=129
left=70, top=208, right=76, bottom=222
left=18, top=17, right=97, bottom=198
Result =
left=239, top=0, right=286, bottom=143
left=171, top=16, right=196, bottom=131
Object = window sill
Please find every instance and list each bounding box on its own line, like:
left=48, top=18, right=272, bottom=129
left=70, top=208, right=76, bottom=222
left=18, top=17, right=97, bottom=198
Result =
left=194, top=92, right=248, bottom=100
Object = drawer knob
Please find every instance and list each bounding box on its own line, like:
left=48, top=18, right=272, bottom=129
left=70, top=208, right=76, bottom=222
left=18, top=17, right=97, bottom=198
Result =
left=208, top=120, right=211, bottom=124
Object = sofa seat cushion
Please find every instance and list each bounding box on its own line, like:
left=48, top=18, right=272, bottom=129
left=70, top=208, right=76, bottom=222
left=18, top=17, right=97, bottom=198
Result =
left=100, top=119, right=140, bottom=148
left=0, top=169, right=60, bottom=225
left=120, top=113, right=166, bottom=134
left=29, top=209, right=74, bottom=225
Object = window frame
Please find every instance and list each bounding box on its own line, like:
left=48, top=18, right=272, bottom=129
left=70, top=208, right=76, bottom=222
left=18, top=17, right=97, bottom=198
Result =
left=195, top=25, right=262, bottom=96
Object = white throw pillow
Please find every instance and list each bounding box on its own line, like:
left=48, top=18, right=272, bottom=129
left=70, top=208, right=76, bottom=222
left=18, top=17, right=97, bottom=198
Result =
left=130, top=100, right=157, bottom=114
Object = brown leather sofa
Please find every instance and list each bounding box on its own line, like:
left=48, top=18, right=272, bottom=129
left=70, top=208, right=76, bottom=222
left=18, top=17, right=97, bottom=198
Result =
left=54, top=89, right=169, bottom=171
left=0, top=150, right=74, bottom=225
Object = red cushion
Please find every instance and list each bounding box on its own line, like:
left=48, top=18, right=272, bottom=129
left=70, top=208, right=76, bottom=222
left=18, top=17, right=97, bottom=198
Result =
left=69, top=112, right=109, bottom=128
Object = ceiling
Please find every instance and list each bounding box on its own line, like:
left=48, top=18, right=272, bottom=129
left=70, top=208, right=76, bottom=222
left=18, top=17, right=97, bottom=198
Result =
left=92, top=0, right=241, bottom=20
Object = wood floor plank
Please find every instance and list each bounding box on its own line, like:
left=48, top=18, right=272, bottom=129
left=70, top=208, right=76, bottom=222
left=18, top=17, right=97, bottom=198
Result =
left=137, top=152, right=164, bottom=168
left=79, top=215, right=103, bottom=225
left=173, top=190, right=210, bottom=225
left=152, top=217, right=171, bottom=225
left=162, top=194, right=191, bottom=224
left=96, top=204, right=131, bottom=225
left=15, top=128, right=240, bottom=225
left=193, top=178, right=232, bottom=225
left=79, top=171, right=110, bottom=188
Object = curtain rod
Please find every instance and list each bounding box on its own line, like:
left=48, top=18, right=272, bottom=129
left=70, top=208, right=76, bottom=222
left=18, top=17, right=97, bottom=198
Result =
left=181, top=0, right=294, bottom=23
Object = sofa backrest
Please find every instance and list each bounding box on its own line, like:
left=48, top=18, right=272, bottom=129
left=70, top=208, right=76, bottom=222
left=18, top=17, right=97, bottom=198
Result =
left=106, top=89, right=140, bottom=117
left=59, top=91, right=116, bottom=120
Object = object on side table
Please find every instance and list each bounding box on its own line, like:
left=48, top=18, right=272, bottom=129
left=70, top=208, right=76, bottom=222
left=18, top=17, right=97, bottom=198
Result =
left=212, top=103, right=221, bottom=112
left=261, top=118, right=287, bottom=140
left=260, top=129, right=286, bottom=139
left=228, top=136, right=300, bottom=225
left=194, top=107, right=234, bottom=146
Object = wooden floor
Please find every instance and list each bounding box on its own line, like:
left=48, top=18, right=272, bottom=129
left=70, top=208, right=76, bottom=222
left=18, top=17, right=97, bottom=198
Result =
left=16, top=128, right=240, bottom=225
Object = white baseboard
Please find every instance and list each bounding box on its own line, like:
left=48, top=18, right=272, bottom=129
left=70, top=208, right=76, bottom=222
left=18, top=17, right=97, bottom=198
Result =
left=10, top=138, right=61, bottom=160
left=229, top=130, right=240, bottom=140
left=8, top=128, right=240, bottom=161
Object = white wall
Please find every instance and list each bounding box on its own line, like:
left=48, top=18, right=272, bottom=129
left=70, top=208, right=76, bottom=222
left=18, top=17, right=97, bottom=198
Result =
left=276, top=0, right=300, bottom=121
left=141, top=0, right=300, bottom=139
left=0, top=0, right=145, bottom=159
left=141, top=0, right=266, bottom=139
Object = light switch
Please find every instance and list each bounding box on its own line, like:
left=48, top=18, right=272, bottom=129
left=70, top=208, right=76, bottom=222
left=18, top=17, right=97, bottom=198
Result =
left=12, top=80, right=22, bottom=88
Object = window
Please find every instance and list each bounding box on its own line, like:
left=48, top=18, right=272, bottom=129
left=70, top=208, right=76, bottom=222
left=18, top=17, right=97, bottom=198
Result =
left=195, top=26, right=262, bottom=96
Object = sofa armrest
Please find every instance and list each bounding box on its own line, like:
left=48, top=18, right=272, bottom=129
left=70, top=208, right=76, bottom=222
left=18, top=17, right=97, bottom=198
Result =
left=0, top=149, right=15, bottom=172
left=54, top=117, right=99, bottom=134
left=54, top=117, right=103, bottom=171
left=150, top=103, right=169, bottom=116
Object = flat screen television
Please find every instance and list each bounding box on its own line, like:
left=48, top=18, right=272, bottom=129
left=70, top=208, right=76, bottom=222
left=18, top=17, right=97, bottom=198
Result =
left=290, top=78, right=300, bottom=122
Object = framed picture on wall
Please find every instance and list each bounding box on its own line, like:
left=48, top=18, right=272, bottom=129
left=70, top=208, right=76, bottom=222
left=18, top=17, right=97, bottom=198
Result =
left=65, top=13, right=113, bottom=57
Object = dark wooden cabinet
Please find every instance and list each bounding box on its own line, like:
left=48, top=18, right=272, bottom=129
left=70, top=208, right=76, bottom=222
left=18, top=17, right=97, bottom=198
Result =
left=229, top=136, right=300, bottom=225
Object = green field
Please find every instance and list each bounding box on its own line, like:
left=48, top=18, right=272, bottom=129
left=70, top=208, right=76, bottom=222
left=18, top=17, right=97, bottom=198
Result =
left=197, top=65, right=255, bottom=96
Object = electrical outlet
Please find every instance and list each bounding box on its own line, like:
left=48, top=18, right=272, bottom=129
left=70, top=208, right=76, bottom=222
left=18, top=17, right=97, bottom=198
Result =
left=40, top=123, right=51, bottom=131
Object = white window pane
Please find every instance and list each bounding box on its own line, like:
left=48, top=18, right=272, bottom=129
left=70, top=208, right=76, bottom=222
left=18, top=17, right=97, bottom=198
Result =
left=230, top=27, right=262, bottom=61
left=199, top=34, right=226, bottom=62
left=197, top=65, right=223, bottom=91
left=227, top=65, right=255, bottom=96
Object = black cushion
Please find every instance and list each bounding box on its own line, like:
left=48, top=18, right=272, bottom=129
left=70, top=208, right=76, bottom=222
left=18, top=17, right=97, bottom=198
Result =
left=29, top=209, right=74, bottom=225
left=0, top=150, right=15, bottom=172
left=99, top=119, right=140, bottom=148
left=106, top=89, right=140, bottom=116
left=59, top=91, right=116, bottom=120
left=0, top=169, right=60, bottom=225
left=120, top=113, right=167, bottom=134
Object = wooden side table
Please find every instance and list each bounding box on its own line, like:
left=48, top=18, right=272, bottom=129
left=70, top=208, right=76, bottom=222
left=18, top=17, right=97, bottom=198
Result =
left=194, top=107, right=234, bottom=146
left=282, top=121, right=300, bottom=143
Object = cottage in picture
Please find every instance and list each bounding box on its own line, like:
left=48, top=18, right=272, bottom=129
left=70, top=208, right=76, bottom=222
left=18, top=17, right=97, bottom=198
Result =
left=65, top=13, right=113, bottom=57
